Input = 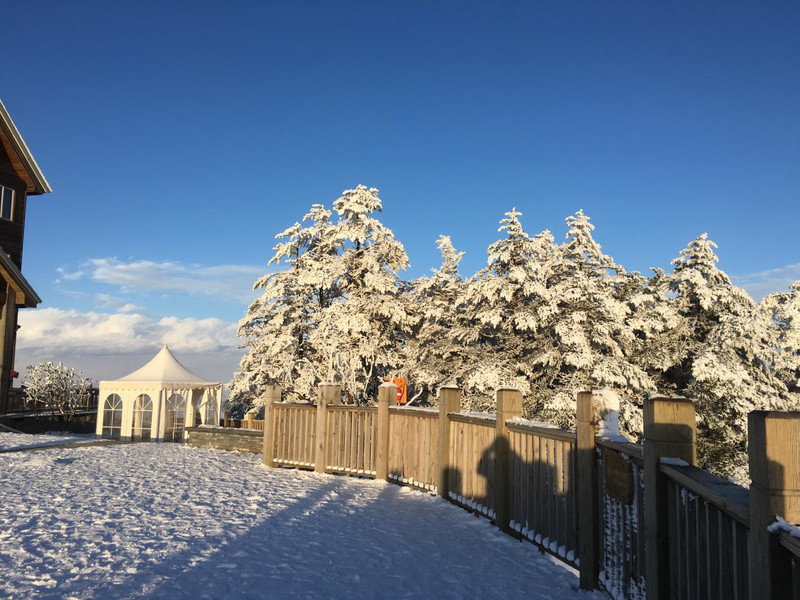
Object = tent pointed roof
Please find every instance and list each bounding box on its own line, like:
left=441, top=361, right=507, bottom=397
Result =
left=117, top=345, right=215, bottom=384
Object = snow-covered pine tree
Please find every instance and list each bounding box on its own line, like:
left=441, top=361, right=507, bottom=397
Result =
left=231, top=204, right=342, bottom=406
left=312, top=185, right=410, bottom=403
left=666, top=234, right=795, bottom=482
left=455, top=208, right=555, bottom=412
left=404, top=235, right=467, bottom=404
left=534, top=210, right=656, bottom=434
left=761, top=281, right=800, bottom=393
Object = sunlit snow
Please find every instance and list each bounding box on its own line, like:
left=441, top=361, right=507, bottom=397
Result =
left=0, top=442, right=606, bottom=599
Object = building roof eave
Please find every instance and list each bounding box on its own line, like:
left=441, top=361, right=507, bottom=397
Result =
left=0, top=248, right=40, bottom=308
left=0, top=99, right=52, bottom=195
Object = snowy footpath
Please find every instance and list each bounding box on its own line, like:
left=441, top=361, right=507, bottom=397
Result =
left=0, top=442, right=606, bottom=600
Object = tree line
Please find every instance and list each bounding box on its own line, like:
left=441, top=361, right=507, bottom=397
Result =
left=231, top=185, right=800, bottom=482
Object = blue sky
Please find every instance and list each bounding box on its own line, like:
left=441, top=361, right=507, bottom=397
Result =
left=3, top=1, right=799, bottom=382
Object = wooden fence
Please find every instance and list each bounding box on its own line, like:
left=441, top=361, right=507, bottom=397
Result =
left=242, top=383, right=800, bottom=600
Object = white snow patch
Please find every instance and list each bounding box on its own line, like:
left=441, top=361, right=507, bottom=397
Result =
left=0, top=431, right=101, bottom=452
left=768, top=516, right=800, bottom=537
left=0, top=444, right=606, bottom=599
left=660, top=457, right=690, bottom=466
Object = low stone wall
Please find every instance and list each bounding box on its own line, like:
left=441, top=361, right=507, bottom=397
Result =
left=186, top=426, right=262, bottom=454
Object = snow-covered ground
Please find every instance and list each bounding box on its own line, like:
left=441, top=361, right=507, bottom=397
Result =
left=0, top=431, right=102, bottom=452
left=0, top=443, right=605, bottom=599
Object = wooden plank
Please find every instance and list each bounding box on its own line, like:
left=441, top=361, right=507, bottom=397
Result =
left=676, top=481, right=687, bottom=600
left=564, top=442, right=575, bottom=553
left=706, top=504, right=720, bottom=600
left=291, top=406, right=298, bottom=462
left=449, top=413, right=497, bottom=428
left=507, top=420, right=577, bottom=443
left=537, top=435, right=545, bottom=539
left=596, top=437, right=644, bottom=463
left=686, top=491, right=698, bottom=600
left=644, top=396, right=697, bottom=600
left=697, top=499, right=708, bottom=600
left=735, top=521, right=749, bottom=600
left=659, top=464, right=749, bottom=526
left=548, top=437, right=557, bottom=546
left=718, top=507, right=735, bottom=600
left=667, top=480, right=678, bottom=600
left=555, top=439, right=565, bottom=550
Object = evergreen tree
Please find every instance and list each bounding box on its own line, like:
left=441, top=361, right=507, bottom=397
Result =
left=534, top=210, right=655, bottom=433
left=404, top=235, right=466, bottom=403
left=231, top=204, right=342, bottom=405
left=455, top=208, right=554, bottom=411
left=666, top=234, right=794, bottom=481
left=310, top=185, right=410, bottom=403
left=760, top=281, right=800, bottom=393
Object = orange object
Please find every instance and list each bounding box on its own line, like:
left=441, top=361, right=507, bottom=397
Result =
left=393, top=378, right=407, bottom=404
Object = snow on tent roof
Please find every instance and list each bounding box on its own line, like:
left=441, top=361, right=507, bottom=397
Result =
left=117, top=345, right=215, bottom=384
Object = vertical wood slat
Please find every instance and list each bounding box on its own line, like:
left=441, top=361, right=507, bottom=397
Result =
left=261, top=385, right=281, bottom=466
left=687, top=490, right=697, bottom=600
left=438, top=386, right=460, bottom=500
left=315, top=384, right=339, bottom=474
left=698, top=499, right=709, bottom=600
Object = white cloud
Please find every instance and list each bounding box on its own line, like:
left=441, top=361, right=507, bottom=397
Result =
left=95, top=294, right=142, bottom=313
left=732, top=262, right=800, bottom=302
left=56, top=267, right=84, bottom=281
left=86, top=258, right=265, bottom=303
left=17, top=308, right=239, bottom=356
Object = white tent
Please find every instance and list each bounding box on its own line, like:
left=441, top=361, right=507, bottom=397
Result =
left=96, top=345, right=222, bottom=442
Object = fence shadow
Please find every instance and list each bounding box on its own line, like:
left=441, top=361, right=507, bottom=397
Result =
left=445, top=434, right=578, bottom=564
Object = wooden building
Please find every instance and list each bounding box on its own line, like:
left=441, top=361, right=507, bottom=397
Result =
left=0, top=100, right=51, bottom=412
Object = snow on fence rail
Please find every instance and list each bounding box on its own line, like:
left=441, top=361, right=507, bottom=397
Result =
left=206, top=387, right=800, bottom=600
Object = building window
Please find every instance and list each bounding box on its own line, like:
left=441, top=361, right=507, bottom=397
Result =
left=0, top=185, right=13, bottom=221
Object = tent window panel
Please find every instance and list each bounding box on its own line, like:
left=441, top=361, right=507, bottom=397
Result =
left=132, top=394, right=152, bottom=442
left=164, top=393, right=186, bottom=443
left=204, top=394, right=218, bottom=426
left=102, top=394, right=123, bottom=440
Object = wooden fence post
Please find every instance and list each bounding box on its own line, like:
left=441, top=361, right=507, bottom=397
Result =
left=643, top=395, right=696, bottom=600
left=261, top=384, right=281, bottom=467
left=747, top=411, right=800, bottom=600
left=576, top=391, right=599, bottom=590
left=224, top=410, right=232, bottom=428
left=375, top=382, right=395, bottom=481
left=315, top=383, right=340, bottom=474
left=495, top=388, right=522, bottom=532
left=244, top=412, right=255, bottom=429
left=438, top=385, right=461, bottom=499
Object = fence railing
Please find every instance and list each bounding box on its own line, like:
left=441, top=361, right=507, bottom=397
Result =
left=387, top=406, right=438, bottom=492
left=596, top=438, right=645, bottom=598
left=237, top=383, right=800, bottom=600
left=4, top=386, right=99, bottom=414
left=508, top=419, right=578, bottom=565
